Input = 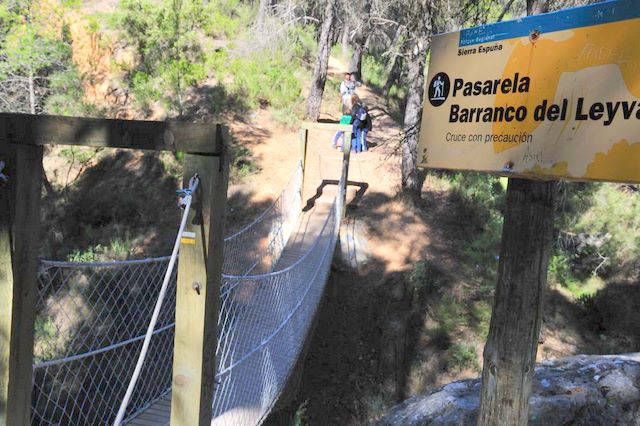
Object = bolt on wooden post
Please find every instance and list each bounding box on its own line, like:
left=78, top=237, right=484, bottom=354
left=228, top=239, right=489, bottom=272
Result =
left=171, top=125, right=229, bottom=426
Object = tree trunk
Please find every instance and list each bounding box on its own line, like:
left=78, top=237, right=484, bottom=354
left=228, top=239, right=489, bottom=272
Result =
left=256, top=0, right=269, bottom=32
left=341, top=24, right=350, bottom=60
left=400, top=44, right=427, bottom=197
left=477, top=179, right=555, bottom=425
left=305, top=0, right=335, bottom=121
left=497, top=0, right=516, bottom=22
left=478, top=5, right=554, bottom=425
left=383, top=56, right=402, bottom=99
left=527, top=0, right=549, bottom=15
left=382, top=25, right=406, bottom=98
left=348, top=41, right=364, bottom=80
left=347, top=0, right=371, bottom=82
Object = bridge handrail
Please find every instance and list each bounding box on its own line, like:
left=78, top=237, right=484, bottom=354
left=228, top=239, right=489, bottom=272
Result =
left=223, top=163, right=302, bottom=242
left=31, top=154, right=346, bottom=426
left=215, top=202, right=336, bottom=377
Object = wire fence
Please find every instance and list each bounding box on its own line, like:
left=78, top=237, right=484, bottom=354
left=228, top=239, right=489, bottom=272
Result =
left=33, top=258, right=176, bottom=425
left=30, top=163, right=341, bottom=425
left=214, top=201, right=339, bottom=425
left=223, top=165, right=302, bottom=277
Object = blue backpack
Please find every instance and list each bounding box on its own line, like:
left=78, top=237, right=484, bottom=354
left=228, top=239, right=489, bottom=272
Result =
left=355, top=105, right=370, bottom=129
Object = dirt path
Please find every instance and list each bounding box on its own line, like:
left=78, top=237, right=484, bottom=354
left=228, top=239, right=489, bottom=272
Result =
left=239, top=59, right=462, bottom=425
left=227, top=57, right=435, bottom=273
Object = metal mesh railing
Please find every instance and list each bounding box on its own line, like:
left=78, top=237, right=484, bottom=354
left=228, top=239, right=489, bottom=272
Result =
left=31, top=162, right=341, bottom=425
left=213, top=201, right=338, bottom=425
left=223, top=165, right=302, bottom=277
left=32, top=258, right=176, bottom=425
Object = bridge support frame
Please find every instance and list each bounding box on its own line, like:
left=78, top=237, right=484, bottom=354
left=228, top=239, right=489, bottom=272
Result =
left=170, top=127, right=229, bottom=426
left=0, top=112, right=227, bottom=425
left=299, top=121, right=352, bottom=218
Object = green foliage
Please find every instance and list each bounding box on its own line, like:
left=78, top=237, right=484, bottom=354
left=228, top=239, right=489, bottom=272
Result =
left=408, top=260, right=445, bottom=297
left=45, top=66, right=97, bottom=116
left=289, top=25, right=318, bottom=63
left=207, top=49, right=304, bottom=110
left=113, top=0, right=308, bottom=118
left=68, top=247, right=97, bottom=263
left=447, top=172, right=504, bottom=294
left=330, top=43, right=351, bottom=62
left=576, top=292, right=596, bottom=310
left=130, top=71, right=161, bottom=112
left=0, top=0, right=79, bottom=113
left=446, top=343, right=479, bottom=372
left=60, top=147, right=97, bottom=166
left=470, top=300, right=492, bottom=338
left=34, top=316, right=58, bottom=361
left=159, top=151, right=184, bottom=179
left=362, top=55, right=386, bottom=90
left=574, top=185, right=640, bottom=270
left=61, top=0, right=82, bottom=8
left=552, top=183, right=640, bottom=294
left=361, top=54, right=406, bottom=119
left=434, top=294, right=464, bottom=334
left=109, top=237, right=132, bottom=259
left=291, top=400, right=308, bottom=426
left=67, top=238, right=133, bottom=262
left=360, top=389, right=392, bottom=421
left=115, top=0, right=207, bottom=115
left=201, top=0, right=253, bottom=39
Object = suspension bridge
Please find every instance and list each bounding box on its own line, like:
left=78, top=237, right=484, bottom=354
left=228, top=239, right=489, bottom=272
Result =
left=19, top=118, right=355, bottom=425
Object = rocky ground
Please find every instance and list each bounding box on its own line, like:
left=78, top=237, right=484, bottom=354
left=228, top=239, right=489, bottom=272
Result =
left=377, top=354, right=640, bottom=426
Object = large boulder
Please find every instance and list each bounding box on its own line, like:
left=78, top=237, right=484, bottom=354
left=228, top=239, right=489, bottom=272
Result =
left=376, top=354, right=640, bottom=426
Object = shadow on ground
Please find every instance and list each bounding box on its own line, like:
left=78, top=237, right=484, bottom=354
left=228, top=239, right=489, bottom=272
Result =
left=265, top=185, right=634, bottom=425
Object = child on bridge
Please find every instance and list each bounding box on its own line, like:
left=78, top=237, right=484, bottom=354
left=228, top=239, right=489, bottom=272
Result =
left=351, top=95, right=372, bottom=153
left=332, top=105, right=353, bottom=150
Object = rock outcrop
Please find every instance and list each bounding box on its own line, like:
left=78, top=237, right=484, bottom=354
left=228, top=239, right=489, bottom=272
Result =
left=377, top=354, right=640, bottom=425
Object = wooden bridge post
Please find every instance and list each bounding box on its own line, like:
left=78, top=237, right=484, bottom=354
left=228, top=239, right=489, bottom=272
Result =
left=299, top=128, right=308, bottom=200
left=340, top=133, right=352, bottom=218
left=0, top=143, right=43, bottom=425
left=171, top=125, right=229, bottom=426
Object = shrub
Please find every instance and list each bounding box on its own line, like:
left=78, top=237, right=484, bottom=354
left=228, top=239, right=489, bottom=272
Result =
left=201, top=0, right=253, bottom=39
left=291, top=400, right=308, bottom=426
left=447, top=343, right=479, bottom=372
left=68, top=247, right=97, bottom=263
left=362, top=54, right=387, bottom=90
left=115, top=0, right=207, bottom=116
left=552, top=183, right=640, bottom=289
left=407, top=260, right=445, bottom=298
left=435, top=294, right=465, bottom=334
left=217, top=51, right=304, bottom=110
left=576, top=292, right=596, bottom=310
